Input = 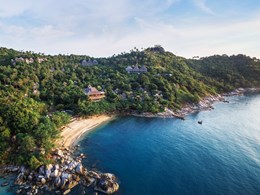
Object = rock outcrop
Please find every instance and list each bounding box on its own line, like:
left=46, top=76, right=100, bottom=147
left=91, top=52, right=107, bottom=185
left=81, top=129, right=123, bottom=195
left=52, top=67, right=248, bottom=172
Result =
left=2, top=146, right=119, bottom=194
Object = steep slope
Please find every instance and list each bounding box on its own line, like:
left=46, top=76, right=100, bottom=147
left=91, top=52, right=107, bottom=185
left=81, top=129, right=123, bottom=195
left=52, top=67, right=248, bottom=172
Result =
left=187, top=54, right=260, bottom=91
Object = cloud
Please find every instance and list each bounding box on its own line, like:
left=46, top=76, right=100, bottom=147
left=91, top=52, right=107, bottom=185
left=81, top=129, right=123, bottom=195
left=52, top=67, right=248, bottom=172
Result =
left=0, top=0, right=32, bottom=18
left=192, top=0, right=215, bottom=15
left=0, top=0, right=259, bottom=58
left=1, top=15, right=260, bottom=58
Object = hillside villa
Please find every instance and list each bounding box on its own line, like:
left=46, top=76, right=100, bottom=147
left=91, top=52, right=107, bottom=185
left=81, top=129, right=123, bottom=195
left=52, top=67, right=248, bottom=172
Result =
left=84, top=85, right=105, bottom=101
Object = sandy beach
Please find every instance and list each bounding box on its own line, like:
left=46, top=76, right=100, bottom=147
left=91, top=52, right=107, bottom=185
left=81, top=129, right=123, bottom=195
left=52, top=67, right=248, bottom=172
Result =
left=60, top=115, right=114, bottom=147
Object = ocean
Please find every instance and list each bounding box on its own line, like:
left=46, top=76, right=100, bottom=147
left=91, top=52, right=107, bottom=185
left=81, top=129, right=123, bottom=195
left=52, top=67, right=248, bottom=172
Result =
left=1, top=94, right=260, bottom=194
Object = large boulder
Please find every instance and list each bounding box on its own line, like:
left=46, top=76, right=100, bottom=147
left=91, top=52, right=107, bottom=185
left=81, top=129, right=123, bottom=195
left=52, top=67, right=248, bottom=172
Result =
left=28, top=174, right=33, bottom=181
left=95, top=181, right=119, bottom=194
left=95, top=173, right=119, bottom=194
left=62, top=165, right=68, bottom=171
left=83, top=176, right=95, bottom=187
left=39, top=166, right=45, bottom=175
left=54, top=164, right=59, bottom=170
left=11, top=166, right=20, bottom=172
left=20, top=166, right=25, bottom=173
left=75, top=163, right=83, bottom=175
left=67, top=162, right=76, bottom=171
left=54, top=176, right=61, bottom=188
left=45, top=169, right=51, bottom=180
left=44, top=165, right=52, bottom=178
left=41, top=178, right=46, bottom=185
left=51, top=169, right=59, bottom=178
left=61, top=173, right=71, bottom=190
left=63, top=173, right=71, bottom=180
left=88, top=171, right=100, bottom=179
left=102, top=173, right=115, bottom=180
left=15, top=173, right=25, bottom=185
left=56, top=150, right=64, bottom=157
left=63, top=189, right=71, bottom=195
left=46, top=164, right=53, bottom=171
left=68, top=180, right=78, bottom=189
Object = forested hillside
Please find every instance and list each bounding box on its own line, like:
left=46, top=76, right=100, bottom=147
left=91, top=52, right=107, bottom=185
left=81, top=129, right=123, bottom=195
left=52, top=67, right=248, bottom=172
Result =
left=0, top=46, right=259, bottom=167
left=187, top=54, right=260, bottom=90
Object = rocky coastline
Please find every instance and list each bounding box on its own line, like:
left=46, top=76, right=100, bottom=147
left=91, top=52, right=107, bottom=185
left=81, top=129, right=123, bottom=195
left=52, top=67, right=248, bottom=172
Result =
left=0, top=146, right=119, bottom=194
left=133, top=88, right=260, bottom=119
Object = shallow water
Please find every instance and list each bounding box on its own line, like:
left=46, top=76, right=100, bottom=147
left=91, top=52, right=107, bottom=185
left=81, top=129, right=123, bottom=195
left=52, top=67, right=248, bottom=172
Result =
left=78, top=94, right=260, bottom=195
left=0, top=175, right=15, bottom=195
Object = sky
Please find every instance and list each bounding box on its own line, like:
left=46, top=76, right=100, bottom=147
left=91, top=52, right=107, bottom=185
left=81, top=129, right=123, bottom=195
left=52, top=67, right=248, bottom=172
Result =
left=0, top=0, right=260, bottom=58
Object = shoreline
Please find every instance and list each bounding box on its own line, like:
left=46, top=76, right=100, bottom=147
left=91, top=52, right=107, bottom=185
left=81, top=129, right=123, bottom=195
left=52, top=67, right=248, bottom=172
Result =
left=60, top=115, right=115, bottom=147
left=131, top=94, right=224, bottom=119
left=132, top=87, right=260, bottom=119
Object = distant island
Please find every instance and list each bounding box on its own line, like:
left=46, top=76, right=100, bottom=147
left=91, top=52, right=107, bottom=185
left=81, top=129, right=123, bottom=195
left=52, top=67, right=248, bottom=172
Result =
left=0, top=45, right=260, bottom=194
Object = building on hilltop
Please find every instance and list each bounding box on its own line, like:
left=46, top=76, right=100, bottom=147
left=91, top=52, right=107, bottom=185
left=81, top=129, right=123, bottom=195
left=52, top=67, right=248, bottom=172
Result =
left=84, top=85, right=105, bottom=101
left=126, top=64, right=147, bottom=73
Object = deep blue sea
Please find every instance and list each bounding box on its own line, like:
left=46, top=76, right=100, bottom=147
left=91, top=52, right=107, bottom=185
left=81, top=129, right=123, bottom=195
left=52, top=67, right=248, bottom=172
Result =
left=1, top=94, right=260, bottom=194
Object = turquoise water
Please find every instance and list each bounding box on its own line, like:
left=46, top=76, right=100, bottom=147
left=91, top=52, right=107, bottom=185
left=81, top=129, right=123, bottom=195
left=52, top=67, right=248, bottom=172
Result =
left=0, top=175, right=14, bottom=195
left=1, top=94, right=260, bottom=194
left=78, top=94, right=260, bottom=195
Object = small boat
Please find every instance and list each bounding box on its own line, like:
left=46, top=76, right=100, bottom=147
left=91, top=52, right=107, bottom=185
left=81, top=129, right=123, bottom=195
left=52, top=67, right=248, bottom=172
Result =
left=198, top=120, right=202, bottom=124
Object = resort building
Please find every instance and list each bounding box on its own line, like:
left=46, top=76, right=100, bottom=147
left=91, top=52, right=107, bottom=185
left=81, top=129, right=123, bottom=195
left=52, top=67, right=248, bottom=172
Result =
left=25, top=58, right=34, bottom=64
left=126, top=65, right=147, bottom=73
left=12, top=57, right=47, bottom=65
left=84, top=85, right=105, bottom=101
left=81, top=59, right=98, bottom=66
left=14, top=57, right=25, bottom=63
left=37, top=57, right=47, bottom=63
